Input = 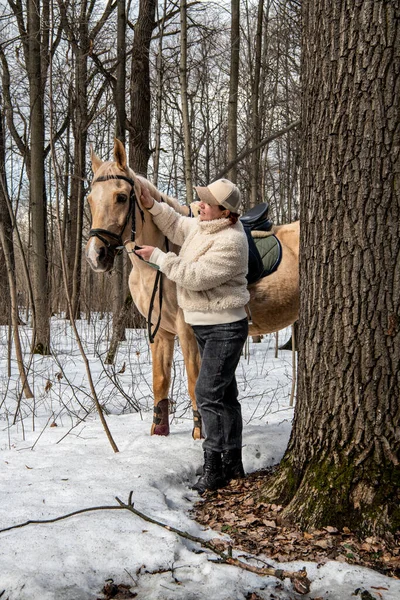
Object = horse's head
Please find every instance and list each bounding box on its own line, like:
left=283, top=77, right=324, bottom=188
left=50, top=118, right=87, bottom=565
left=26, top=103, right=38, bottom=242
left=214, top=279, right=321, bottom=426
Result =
left=85, top=139, right=136, bottom=272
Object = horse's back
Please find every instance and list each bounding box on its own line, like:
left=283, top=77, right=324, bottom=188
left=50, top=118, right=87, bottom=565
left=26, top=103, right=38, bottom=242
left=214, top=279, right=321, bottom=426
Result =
left=249, top=220, right=299, bottom=335
left=273, top=220, right=300, bottom=257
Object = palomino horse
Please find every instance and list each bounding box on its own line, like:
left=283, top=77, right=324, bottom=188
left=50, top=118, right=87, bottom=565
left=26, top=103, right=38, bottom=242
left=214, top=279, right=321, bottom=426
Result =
left=85, top=139, right=299, bottom=439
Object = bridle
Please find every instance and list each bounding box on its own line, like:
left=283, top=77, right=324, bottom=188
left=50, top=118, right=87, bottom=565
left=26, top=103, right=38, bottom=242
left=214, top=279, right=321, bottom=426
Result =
left=88, top=174, right=142, bottom=251
left=87, top=173, right=162, bottom=343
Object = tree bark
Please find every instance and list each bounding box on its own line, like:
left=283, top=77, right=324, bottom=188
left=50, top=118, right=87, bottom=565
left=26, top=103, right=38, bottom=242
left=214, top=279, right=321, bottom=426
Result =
left=262, top=0, right=400, bottom=536
left=68, top=1, right=89, bottom=320
left=115, top=0, right=127, bottom=143
left=0, top=97, right=12, bottom=325
left=250, top=0, right=264, bottom=207
left=0, top=219, right=34, bottom=400
left=106, top=0, right=127, bottom=364
left=179, top=0, right=193, bottom=202
left=152, top=0, right=167, bottom=186
left=129, top=0, right=156, bottom=175
left=27, top=0, right=50, bottom=354
left=227, top=0, right=240, bottom=183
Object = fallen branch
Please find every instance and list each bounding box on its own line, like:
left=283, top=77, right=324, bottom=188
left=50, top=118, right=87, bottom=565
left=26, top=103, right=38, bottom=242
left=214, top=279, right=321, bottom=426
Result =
left=0, top=492, right=310, bottom=594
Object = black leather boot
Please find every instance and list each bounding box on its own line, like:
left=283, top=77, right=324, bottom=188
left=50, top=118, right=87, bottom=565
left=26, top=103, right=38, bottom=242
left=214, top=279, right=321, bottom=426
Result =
left=191, top=450, right=226, bottom=494
left=222, top=448, right=245, bottom=482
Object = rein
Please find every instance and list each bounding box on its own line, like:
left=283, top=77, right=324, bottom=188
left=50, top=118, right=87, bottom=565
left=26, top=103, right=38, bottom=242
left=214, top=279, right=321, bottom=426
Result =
left=88, top=173, right=163, bottom=343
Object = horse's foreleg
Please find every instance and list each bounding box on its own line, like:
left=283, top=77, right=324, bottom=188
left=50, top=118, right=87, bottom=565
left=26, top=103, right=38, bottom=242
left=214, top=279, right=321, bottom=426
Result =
left=150, top=331, right=175, bottom=436
left=179, top=326, right=202, bottom=440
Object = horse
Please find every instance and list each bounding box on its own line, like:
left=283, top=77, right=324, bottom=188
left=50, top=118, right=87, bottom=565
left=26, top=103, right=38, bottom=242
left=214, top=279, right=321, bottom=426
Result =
left=85, top=139, right=299, bottom=439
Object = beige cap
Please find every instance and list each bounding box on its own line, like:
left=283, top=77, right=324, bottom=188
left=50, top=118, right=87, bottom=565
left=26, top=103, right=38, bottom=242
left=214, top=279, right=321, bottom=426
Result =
left=194, top=178, right=241, bottom=213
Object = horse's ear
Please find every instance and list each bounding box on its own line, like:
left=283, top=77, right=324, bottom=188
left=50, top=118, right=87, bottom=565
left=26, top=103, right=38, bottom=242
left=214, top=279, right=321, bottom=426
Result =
left=189, top=201, right=200, bottom=217
left=90, top=145, right=103, bottom=174
left=114, top=138, right=127, bottom=171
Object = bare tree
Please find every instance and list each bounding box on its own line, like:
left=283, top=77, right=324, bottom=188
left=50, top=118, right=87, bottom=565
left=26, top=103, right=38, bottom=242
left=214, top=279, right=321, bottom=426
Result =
left=179, top=0, right=193, bottom=202
left=27, top=0, right=50, bottom=353
left=129, top=0, right=156, bottom=175
left=0, top=98, right=33, bottom=397
left=227, top=0, right=240, bottom=183
left=0, top=96, right=12, bottom=326
left=249, top=0, right=264, bottom=206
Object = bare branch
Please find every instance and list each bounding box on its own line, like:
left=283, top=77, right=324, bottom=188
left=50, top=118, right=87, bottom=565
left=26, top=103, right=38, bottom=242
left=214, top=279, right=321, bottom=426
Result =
left=214, top=120, right=301, bottom=181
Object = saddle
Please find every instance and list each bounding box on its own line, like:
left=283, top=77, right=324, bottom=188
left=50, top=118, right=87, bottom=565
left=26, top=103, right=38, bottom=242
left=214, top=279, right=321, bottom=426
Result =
left=240, top=203, right=282, bottom=285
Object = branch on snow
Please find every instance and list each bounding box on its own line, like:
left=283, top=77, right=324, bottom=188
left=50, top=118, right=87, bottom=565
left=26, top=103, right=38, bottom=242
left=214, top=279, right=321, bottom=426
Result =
left=0, top=491, right=310, bottom=594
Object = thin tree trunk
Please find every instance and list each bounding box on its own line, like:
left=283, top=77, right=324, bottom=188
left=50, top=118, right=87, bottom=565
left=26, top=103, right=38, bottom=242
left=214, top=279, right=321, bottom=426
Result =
left=27, top=0, right=50, bottom=354
left=70, top=2, right=89, bottom=320
left=250, top=0, right=264, bottom=207
left=0, top=104, right=33, bottom=397
left=179, top=0, right=193, bottom=202
left=0, top=97, right=12, bottom=326
left=227, top=0, right=240, bottom=183
left=152, top=0, right=167, bottom=186
left=0, top=221, right=34, bottom=400
left=106, top=0, right=128, bottom=364
left=115, top=0, right=127, bottom=143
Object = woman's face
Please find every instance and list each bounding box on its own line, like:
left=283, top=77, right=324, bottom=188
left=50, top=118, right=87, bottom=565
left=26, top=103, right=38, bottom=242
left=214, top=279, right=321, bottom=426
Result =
left=198, top=201, right=227, bottom=221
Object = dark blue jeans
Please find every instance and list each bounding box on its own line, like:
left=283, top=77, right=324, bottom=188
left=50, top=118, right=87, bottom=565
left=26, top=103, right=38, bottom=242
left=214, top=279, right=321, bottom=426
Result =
left=192, top=318, right=248, bottom=453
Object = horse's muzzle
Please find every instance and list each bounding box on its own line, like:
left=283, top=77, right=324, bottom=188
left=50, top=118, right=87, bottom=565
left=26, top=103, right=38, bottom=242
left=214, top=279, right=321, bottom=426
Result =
left=85, top=238, right=115, bottom=272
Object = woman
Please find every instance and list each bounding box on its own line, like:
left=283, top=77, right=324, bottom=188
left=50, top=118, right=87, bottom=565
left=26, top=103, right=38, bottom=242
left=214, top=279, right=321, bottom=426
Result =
left=137, top=178, right=249, bottom=493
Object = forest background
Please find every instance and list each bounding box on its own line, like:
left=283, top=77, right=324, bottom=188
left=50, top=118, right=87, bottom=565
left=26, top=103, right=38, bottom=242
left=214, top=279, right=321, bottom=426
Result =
left=1, top=0, right=399, bottom=548
left=0, top=0, right=300, bottom=352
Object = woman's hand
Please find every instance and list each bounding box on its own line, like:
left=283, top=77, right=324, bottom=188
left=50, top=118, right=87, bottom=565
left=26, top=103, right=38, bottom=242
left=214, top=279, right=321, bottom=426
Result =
left=140, top=187, right=155, bottom=209
left=134, top=245, right=156, bottom=261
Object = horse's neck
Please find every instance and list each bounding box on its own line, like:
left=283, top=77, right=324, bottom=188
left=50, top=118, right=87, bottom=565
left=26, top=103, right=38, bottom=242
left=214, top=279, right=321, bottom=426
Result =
left=133, top=203, right=165, bottom=249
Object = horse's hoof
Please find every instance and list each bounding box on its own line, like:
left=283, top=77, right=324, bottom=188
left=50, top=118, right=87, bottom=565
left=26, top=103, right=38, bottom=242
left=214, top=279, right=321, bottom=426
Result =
left=192, top=427, right=202, bottom=440
left=151, top=399, right=170, bottom=436
left=151, top=422, right=170, bottom=436
left=192, top=410, right=203, bottom=440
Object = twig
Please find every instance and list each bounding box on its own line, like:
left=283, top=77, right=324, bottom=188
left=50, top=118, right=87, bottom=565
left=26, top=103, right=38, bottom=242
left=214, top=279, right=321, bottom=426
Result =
left=48, top=44, right=119, bottom=453
left=115, top=493, right=309, bottom=589
left=0, top=505, right=123, bottom=533
left=0, top=492, right=310, bottom=593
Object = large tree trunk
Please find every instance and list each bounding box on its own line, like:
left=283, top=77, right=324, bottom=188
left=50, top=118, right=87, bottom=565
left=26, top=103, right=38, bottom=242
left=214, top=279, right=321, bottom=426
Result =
left=129, top=0, right=156, bottom=175
left=262, top=0, right=400, bottom=537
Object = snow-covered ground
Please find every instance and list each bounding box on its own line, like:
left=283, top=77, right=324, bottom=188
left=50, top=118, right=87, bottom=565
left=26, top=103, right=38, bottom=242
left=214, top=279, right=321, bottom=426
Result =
left=1, top=318, right=399, bottom=599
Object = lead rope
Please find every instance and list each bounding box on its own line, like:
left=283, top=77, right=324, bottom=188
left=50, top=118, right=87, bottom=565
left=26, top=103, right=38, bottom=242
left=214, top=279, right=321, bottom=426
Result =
left=147, top=270, right=163, bottom=343
left=146, top=212, right=169, bottom=344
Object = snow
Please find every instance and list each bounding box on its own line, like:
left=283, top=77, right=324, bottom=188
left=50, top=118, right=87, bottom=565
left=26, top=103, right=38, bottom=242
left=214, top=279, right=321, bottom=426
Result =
left=1, top=318, right=399, bottom=600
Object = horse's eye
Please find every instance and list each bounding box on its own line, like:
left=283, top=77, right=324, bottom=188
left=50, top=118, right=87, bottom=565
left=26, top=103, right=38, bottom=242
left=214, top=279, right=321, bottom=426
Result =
left=116, top=193, right=127, bottom=204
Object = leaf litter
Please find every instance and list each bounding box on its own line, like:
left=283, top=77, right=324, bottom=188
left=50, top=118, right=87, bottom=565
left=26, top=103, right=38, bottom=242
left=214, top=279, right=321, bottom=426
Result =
left=193, top=469, right=400, bottom=580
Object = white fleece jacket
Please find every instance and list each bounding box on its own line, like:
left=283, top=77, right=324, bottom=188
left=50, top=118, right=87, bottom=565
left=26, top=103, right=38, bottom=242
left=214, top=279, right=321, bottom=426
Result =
left=148, top=201, right=249, bottom=325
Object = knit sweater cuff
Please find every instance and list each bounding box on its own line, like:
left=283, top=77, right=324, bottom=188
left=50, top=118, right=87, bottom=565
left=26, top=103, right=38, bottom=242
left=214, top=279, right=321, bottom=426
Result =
left=148, top=202, right=163, bottom=216
left=149, top=247, right=167, bottom=270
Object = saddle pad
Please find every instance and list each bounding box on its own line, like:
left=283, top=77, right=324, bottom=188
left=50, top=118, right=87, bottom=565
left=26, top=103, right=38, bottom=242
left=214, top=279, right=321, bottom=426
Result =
left=253, top=234, right=282, bottom=276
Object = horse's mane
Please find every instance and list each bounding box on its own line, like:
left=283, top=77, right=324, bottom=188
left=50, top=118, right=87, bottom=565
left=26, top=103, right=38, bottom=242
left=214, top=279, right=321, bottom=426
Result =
left=99, top=161, right=192, bottom=218
left=133, top=172, right=191, bottom=217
